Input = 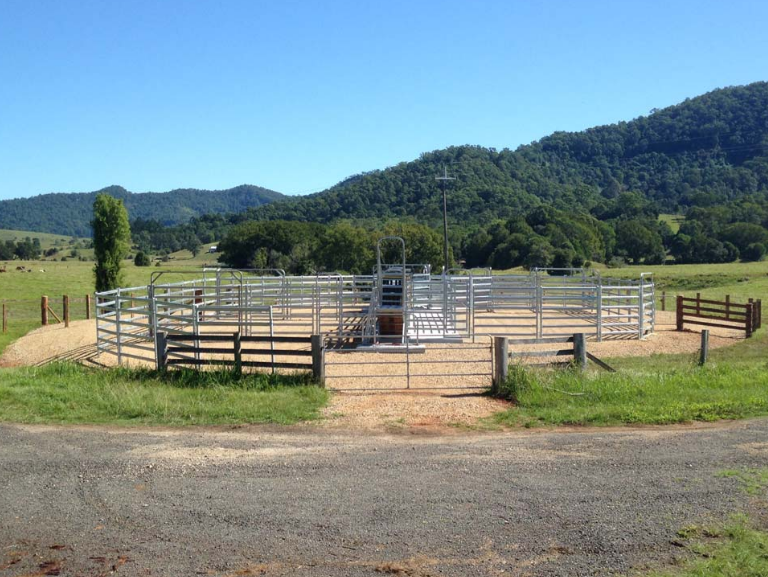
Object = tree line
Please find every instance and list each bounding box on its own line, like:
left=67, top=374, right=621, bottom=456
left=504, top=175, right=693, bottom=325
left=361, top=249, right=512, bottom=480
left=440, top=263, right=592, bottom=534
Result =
left=0, top=237, right=42, bottom=260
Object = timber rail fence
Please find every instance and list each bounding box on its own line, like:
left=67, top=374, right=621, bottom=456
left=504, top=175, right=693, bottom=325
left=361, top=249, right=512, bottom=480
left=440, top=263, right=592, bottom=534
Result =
left=676, top=295, right=762, bottom=338
left=492, top=333, right=615, bottom=393
left=1, top=294, right=93, bottom=334
left=155, top=331, right=325, bottom=381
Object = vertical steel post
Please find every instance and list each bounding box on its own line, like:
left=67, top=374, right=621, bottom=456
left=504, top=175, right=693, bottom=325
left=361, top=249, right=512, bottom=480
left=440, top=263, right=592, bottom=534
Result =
left=192, top=305, right=200, bottom=369
left=596, top=284, right=603, bottom=342
left=638, top=276, right=645, bottom=339
left=115, top=289, right=122, bottom=365
left=469, top=275, right=475, bottom=343
left=269, top=306, right=275, bottom=373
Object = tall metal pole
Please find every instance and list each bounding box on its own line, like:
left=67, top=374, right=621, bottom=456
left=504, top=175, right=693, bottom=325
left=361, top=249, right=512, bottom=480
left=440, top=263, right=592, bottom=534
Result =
left=435, top=166, right=455, bottom=273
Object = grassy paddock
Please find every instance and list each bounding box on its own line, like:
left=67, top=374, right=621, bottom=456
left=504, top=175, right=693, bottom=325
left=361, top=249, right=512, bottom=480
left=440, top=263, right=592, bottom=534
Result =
left=492, top=362, right=768, bottom=427
left=0, top=363, right=328, bottom=425
left=0, top=258, right=214, bottom=355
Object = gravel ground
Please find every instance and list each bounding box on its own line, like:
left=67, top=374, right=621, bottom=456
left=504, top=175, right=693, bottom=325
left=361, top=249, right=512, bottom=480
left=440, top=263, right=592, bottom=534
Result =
left=1, top=420, right=767, bottom=576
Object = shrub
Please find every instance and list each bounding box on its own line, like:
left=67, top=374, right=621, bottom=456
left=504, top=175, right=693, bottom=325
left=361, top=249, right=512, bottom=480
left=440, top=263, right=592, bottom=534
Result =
left=134, top=251, right=151, bottom=267
left=742, top=243, right=766, bottom=262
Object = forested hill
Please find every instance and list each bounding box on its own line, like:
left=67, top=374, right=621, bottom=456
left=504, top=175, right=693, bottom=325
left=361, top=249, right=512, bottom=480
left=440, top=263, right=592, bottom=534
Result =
left=242, top=82, right=768, bottom=228
left=0, top=184, right=285, bottom=237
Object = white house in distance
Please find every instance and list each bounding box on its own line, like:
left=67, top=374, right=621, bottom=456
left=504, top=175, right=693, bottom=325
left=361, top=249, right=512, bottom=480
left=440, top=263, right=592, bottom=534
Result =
left=208, top=245, right=217, bottom=254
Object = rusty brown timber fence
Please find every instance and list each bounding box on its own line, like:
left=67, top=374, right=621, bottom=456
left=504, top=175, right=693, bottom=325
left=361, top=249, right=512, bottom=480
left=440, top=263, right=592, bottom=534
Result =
left=676, top=295, right=762, bottom=338
left=155, top=331, right=325, bottom=380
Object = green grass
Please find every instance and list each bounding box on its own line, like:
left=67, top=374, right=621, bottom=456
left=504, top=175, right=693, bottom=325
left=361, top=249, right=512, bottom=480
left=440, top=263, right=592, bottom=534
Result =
left=611, top=329, right=768, bottom=373
left=645, top=470, right=768, bottom=576
left=659, top=213, right=685, bottom=234
left=596, top=259, right=768, bottom=297
left=491, top=362, right=768, bottom=427
left=717, top=469, right=768, bottom=496
left=0, top=363, right=328, bottom=425
left=646, top=515, right=768, bottom=577
left=0, top=228, right=89, bottom=250
left=0, top=258, right=220, bottom=355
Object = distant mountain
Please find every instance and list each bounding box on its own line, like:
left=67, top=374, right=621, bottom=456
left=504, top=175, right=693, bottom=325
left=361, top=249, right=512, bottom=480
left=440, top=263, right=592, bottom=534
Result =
left=0, top=184, right=285, bottom=237
left=4, top=82, right=768, bottom=238
left=241, top=82, right=768, bottom=228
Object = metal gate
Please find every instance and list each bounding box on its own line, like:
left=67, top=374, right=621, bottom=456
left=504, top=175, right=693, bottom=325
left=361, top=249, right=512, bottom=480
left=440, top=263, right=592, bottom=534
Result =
left=323, top=337, right=494, bottom=391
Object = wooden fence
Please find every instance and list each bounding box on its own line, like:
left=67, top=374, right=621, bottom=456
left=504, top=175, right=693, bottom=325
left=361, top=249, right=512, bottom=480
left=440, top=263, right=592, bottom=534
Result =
left=492, top=333, right=614, bottom=391
left=155, top=331, right=325, bottom=381
left=40, top=295, right=92, bottom=327
left=676, top=295, right=762, bottom=337
left=1, top=295, right=93, bottom=333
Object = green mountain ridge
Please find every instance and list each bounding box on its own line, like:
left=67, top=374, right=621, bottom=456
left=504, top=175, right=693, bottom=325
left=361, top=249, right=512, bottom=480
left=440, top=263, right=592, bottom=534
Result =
left=3, top=82, right=768, bottom=237
left=240, top=81, right=768, bottom=228
left=0, top=184, right=285, bottom=237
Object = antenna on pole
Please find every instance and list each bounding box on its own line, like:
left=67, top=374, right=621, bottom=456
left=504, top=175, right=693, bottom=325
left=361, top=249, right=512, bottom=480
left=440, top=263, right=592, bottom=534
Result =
left=435, top=165, right=456, bottom=274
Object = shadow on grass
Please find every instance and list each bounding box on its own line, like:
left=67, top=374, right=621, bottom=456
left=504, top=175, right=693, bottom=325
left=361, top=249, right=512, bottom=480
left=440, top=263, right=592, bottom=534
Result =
left=40, top=362, right=316, bottom=391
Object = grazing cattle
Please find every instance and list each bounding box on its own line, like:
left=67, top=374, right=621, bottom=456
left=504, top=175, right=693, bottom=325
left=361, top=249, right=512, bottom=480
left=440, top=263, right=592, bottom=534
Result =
left=39, top=269, right=45, bottom=273
left=16, top=266, right=24, bottom=271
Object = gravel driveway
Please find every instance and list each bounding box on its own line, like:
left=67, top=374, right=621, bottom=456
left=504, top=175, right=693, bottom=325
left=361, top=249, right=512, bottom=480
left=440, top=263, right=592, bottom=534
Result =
left=1, top=420, right=767, bottom=576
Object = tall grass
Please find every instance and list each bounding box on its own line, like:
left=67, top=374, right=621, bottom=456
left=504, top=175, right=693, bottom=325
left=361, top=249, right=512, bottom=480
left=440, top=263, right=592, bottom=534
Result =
left=492, top=363, right=768, bottom=427
left=0, top=363, right=328, bottom=425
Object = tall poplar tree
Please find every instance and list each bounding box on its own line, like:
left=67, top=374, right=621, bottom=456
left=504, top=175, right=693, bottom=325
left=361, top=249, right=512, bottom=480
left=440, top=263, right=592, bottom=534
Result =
left=92, top=194, right=131, bottom=292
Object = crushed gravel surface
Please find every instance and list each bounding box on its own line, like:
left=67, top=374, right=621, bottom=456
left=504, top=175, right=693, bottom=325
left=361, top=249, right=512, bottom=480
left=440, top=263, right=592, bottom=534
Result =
left=1, top=420, right=767, bottom=576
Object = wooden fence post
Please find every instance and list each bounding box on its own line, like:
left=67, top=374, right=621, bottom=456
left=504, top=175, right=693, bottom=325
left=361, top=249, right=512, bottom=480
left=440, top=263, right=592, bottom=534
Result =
left=63, top=295, right=70, bottom=328
left=745, top=303, right=754, bottom=338
left=676, top=295, right=684, bottom=331
left=234, top=331, right=242, bottom=376
left=725, top=295, right=731, bottom=320
left=86, top=294, right=92, bottom=320
left=757, top=299, right=763, bottom=330
left=41, top=296, right=48, bottom=326
left=2, top=303, right=7, bottom=334
left=699, top=330, right=709, bottom=366
left=573, top=333, right=587, bottom=372
left=311, top=334, right=325, bottom=385
left=661, top=291, right=666, bottom=312
left=492, top=336, right=508, bottom=394
left=155, top=331, right=168, bottom=371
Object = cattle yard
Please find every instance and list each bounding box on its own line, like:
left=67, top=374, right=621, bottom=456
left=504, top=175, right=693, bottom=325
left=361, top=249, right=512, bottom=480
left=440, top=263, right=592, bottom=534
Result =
left=94, top=244, right=657, bottom=390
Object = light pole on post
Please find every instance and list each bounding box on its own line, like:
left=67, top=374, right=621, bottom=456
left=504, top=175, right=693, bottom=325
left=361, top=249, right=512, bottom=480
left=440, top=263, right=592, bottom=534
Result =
left=435, top=166, right=455, bottom=275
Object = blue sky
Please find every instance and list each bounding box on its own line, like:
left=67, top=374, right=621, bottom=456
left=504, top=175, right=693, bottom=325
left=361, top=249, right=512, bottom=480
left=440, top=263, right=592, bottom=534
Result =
left=1, top=0, right=766, bottom=200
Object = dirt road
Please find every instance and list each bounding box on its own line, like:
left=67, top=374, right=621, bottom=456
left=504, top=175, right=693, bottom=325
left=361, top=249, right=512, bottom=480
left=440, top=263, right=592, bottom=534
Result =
left=1, top=420, right=767, bottom=576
